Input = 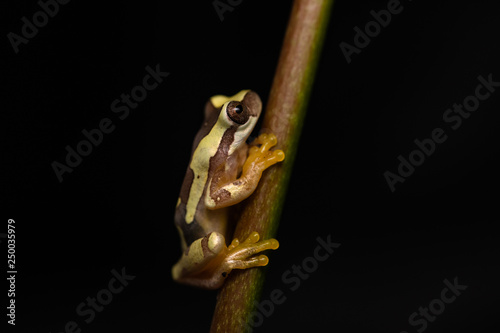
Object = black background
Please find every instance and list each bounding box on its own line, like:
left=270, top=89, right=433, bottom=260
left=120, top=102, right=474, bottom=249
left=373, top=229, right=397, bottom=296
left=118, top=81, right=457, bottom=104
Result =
left=3, top=0, right=499, bottom=332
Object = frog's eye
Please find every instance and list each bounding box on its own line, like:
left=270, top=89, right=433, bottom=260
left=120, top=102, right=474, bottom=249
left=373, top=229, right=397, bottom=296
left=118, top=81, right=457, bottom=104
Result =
left=226, top=101, right=249, bottom=125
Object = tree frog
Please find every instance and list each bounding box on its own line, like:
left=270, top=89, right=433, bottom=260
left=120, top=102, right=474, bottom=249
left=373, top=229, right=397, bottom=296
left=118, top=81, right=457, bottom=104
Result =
left=172, top=90, right=285, bottom=289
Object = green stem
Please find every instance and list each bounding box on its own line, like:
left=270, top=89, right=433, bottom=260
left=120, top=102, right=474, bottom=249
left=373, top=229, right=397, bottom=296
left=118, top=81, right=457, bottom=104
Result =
left=210, top=0, right=333, bottom=331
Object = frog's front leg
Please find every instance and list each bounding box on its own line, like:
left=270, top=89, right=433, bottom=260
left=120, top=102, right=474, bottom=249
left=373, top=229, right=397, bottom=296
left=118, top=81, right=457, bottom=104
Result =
left=172, top=231, right=279, bottom=289
left=206, top=133, right=285, bottom=210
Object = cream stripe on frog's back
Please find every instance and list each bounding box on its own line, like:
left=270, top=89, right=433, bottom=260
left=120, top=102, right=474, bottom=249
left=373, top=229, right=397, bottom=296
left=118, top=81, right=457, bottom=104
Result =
left=185, top=111, right=232, bottom=224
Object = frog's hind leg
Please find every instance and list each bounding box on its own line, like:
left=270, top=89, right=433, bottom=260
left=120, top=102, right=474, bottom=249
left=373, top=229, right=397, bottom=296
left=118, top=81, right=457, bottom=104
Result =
left=172, top=232, right=228, bottom=286
left=172, top=231, right=279, bottom=289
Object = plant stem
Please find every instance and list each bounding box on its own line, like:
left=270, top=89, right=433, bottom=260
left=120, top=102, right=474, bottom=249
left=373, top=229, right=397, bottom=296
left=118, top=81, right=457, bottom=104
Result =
left=210, top=0, right=333, bottom=331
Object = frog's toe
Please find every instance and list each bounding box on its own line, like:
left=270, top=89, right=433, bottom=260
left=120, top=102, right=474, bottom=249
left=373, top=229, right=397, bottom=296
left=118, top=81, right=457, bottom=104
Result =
left=253, top=133, right=278, bottom=152
left=242, top=231, right=260, bottom=244
left=267, top=149, right=285, bottom=164
left=213, top=233, right=279, bottom=283
left=226, top=233, right=279, bottom=263
left=246, top=147, right=285, bottom=171
left=227, top=254, right=270, bottom=270
left=227, top=237, right=240, bottom=251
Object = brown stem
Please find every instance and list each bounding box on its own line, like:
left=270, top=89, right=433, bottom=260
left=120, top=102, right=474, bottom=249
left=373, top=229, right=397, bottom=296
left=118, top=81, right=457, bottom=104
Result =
left=210, top=0, right=333, bottom=331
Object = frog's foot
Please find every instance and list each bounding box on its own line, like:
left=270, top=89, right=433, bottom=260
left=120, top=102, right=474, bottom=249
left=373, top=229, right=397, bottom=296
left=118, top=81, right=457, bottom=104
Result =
left=244, top=133, right=285, bottom=174
left=172, top=232, right=278, bottom=289
left=219, top=232, right=279, bottom=275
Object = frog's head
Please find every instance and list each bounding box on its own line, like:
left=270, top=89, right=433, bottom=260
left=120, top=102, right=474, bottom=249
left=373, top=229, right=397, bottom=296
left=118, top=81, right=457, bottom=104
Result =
left=202, top=90, right=262, bottom=154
